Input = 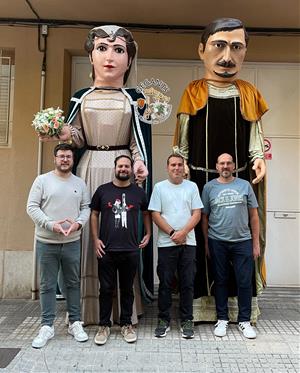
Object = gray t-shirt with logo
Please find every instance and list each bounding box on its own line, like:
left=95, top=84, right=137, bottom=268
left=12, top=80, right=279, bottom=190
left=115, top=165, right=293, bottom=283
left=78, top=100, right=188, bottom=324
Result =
left=201, top=178, right=258, bottom=242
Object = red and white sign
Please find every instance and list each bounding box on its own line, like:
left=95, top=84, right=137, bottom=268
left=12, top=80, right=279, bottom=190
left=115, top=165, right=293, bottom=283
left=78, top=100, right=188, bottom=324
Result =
left=264, top=138, right=272, bottom=160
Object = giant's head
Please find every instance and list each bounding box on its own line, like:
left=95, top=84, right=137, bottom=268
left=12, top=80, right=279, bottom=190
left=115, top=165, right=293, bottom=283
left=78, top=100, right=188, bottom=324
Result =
left=199, top=18, right=249, bottom=82
left=85, top=25, right=137, bottom=86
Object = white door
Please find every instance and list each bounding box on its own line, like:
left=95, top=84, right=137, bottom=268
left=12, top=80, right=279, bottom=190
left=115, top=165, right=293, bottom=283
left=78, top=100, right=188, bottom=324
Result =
left=258, top=65, right=300, bottom=286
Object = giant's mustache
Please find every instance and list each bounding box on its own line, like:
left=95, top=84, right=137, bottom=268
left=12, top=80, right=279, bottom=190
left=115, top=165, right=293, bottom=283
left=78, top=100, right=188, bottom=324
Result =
left=217, top=60, right=236, bottom=68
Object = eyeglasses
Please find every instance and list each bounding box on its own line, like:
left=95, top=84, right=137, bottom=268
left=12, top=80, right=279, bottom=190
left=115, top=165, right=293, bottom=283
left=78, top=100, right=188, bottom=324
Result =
left=55, top=155, right=73, bottom=160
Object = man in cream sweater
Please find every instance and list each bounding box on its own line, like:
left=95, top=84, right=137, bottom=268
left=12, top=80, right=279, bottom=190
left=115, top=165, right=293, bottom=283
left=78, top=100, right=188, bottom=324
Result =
left=27, top=143, right=90, bottom=348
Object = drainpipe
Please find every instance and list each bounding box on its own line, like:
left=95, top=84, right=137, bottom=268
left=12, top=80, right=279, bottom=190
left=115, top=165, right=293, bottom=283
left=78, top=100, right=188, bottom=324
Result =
left=31, top=25, right=47, bottom=300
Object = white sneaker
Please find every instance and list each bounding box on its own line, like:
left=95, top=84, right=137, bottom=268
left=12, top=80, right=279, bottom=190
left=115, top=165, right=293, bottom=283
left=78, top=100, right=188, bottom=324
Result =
left=214, top=320, right=229, bottom=337
left=32, top=325, right=54, bottom=348
left=68, top=321, right=88, bottom=342
left=238, top=321, right=257, bottom=339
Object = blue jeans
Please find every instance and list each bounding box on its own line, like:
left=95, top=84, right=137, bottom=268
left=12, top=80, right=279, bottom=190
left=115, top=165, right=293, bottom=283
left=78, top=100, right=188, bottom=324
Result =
left=36, top=240, right=81, bottom=326
left=208, top=238, right=254, bottom=322
left=157, top=245, right=196, bottom=323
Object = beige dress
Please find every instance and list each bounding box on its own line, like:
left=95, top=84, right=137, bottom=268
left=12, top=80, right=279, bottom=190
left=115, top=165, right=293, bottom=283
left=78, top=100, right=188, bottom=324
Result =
left=71, top=89, right=143, bottom=325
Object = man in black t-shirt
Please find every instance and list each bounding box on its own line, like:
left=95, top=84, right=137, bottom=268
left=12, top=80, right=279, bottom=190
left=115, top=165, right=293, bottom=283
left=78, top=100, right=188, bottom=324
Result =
left=90, top=155, right=151, bottom=345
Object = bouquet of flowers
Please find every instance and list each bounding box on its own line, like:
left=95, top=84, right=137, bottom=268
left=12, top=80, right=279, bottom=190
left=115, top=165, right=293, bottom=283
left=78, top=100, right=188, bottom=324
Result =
left=31, top=107, right=65, bottom=137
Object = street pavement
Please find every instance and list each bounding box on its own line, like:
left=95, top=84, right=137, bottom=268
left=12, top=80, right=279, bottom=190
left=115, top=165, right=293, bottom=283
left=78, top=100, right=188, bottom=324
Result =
left=0, top=287, right=299, bottom=372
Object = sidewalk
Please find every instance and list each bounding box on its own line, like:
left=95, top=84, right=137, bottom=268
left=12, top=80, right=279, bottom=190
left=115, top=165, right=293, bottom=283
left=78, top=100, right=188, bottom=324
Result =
left=0, top=287, right=299, bottom=372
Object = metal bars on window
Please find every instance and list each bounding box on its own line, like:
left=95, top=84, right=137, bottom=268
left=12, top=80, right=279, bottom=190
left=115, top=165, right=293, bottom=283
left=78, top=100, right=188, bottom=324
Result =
left=0, top=51, right=14, bottom=146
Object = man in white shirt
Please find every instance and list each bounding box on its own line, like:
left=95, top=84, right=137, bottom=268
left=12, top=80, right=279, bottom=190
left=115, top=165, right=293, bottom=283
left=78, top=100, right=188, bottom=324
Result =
left=149, top=154, right=203, bottom=339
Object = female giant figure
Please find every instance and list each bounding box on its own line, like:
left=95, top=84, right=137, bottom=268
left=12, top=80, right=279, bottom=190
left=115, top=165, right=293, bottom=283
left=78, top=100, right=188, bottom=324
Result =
left=44, top=25, right=152, bottom=325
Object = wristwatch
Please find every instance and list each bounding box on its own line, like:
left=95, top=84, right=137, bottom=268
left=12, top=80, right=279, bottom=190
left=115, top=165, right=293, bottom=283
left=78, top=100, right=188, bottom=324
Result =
left=169, top=229, right=175, bottom=236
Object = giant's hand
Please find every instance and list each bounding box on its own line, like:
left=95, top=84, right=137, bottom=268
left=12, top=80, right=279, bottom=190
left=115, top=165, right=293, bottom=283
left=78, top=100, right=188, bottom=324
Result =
left=252, top=158, right=266, bottom=184
left=133, top=160, right=148, bottom=184
left=38, top=125, right=71, bottom=142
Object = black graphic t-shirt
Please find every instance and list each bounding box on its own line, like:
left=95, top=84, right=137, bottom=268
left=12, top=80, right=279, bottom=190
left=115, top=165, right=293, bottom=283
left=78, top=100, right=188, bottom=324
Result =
left=90, top=182, right=148, bottom=252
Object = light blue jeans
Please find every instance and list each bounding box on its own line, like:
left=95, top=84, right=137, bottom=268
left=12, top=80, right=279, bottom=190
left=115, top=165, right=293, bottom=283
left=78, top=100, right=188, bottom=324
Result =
left=36, top=240, right=81, bottom=326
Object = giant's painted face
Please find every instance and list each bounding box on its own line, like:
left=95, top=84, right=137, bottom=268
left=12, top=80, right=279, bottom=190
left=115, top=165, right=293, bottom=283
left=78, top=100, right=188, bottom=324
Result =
left=90, top=36, right=129, bottom=87
left=199, top=28, right=247, bottom=82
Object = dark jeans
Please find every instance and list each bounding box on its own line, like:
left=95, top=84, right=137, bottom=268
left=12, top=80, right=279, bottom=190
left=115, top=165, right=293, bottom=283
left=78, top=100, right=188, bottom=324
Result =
left=98, top=250, right=139, bottom=327
left=157, top=245, right=196, bottom=323
left=208, top=238, right=254, bottom=322
left=36, top=240, right=81, bottom=326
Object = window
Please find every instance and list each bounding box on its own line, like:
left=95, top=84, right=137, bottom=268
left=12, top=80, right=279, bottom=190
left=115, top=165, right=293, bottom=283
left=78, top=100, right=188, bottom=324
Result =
left=0, top=49, right=14, bottom=147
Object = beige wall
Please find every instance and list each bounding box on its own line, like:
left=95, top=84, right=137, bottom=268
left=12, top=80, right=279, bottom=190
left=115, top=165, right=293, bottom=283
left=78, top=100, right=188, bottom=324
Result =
left=0, top=25, right=299, bottom=297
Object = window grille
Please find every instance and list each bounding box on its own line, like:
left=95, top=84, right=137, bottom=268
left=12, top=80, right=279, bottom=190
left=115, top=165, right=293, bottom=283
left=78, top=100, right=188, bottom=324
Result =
left=0, top=50, right=14, bottom=146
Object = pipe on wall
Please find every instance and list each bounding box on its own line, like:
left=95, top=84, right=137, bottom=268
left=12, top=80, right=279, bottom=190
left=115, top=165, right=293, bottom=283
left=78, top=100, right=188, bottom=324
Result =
left=31, top=28, right=47, bottom=300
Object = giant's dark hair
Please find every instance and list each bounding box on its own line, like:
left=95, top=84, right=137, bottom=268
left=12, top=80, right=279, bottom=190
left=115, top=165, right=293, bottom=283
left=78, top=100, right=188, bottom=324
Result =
left=201, top=18, right=249, bottom=51
left=85, top=26, right=136, bottom=84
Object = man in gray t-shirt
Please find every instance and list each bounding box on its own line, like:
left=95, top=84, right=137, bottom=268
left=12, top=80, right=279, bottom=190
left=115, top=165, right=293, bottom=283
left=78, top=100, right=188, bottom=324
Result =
left=202, top=153, right=260, bottom=339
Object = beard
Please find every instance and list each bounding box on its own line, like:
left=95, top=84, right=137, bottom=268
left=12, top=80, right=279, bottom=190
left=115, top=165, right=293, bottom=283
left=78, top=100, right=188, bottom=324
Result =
left=115, top=171, right=131, bottom=181
left=221, top=170, right=233, bottom=178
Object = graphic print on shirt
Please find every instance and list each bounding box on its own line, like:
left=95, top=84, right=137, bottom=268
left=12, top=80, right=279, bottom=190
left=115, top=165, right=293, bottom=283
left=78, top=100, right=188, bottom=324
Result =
left=111, top=199, right=121, bottom=228
left=109, top=193, right=134, bottom=229
left=215, top=188, right=243, bottom=209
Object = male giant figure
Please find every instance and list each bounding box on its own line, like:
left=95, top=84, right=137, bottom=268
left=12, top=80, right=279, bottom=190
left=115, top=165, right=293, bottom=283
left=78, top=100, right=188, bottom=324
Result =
left=173, top=18, right=268, bottom=321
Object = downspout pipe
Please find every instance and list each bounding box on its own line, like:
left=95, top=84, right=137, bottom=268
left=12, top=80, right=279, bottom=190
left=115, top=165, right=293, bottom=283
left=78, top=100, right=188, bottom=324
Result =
left=31, top=27, right=47, bottom=300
